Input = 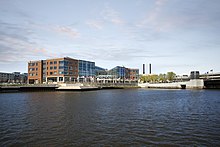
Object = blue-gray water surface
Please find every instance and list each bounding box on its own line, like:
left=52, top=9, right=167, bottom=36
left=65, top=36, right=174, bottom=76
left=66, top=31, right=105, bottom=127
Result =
left=0, top=89, right=220, bottom=146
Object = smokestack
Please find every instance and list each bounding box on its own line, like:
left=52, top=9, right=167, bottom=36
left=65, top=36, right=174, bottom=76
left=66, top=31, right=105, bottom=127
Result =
left=149, top=63, right=151, bottom=74
left=143, top=64, right=145, bottom=74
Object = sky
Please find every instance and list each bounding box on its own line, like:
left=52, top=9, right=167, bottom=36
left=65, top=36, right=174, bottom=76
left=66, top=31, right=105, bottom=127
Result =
left=0, top=0, right=220, bottom=75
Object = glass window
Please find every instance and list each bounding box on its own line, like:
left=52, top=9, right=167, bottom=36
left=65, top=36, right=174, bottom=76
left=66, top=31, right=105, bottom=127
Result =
left=59, top=60, right=64, bottom=64
left=54, top=61, right=57, bottom=64
left=59, top=77, right=63, bottom=81
left=50, top=72, right=53, bottom=75
left=54, top=66, right=57, bottom=69
left=50, top=61, right=53, bottom=64
left=50, top=67, right=53, bottom=70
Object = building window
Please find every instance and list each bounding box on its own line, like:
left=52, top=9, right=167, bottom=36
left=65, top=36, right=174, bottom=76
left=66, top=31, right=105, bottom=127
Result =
left=50, top=67, right=53, bottom=70
left=54, top=66, right=57, bottom=69
left=36, top=63, right=38, bottom=66
left=50, top=61, right=53, bottom=64
left=54, top=71, right=57, bottom=75
left=59, top=77, right=63, bottom=81
left=59, top=66, right=64, bottom=69
left=29, top=63, right=35, bottom=66
left=50, top=72, right=53, bottom=75
left=59, top=60, right=64, bottom=64
left=54, top=61, right=57, bottom=64
left=36, top=68, right=38, bottom=71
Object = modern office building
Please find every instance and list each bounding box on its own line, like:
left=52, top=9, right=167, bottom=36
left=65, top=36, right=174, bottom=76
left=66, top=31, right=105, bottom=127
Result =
left=78, top=60, right=95, bottom=82
left=108, top=66, right=126, bottom=79
left=28, top=57, right=95, bottom=84
left=107, top=66, right=139, bottom=80
left=44, top=57, right=79, bottom=83
left=95, top=66, right=107, bottom=76
left=96, top=66, right=139, bottom=83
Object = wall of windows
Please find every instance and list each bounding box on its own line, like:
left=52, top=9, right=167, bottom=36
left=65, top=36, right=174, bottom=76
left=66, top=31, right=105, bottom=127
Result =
left=78, top=60, right=95, bottom=78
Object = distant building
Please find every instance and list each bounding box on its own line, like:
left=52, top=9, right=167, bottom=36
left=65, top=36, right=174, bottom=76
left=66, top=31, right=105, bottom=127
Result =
left=174, top=75, right=189, bottom=82
left=97, top=66, right=139, bottom=83
left=95, top=66, right=107, bottom=76
left=108, top=66, right=126, bottom=79
left=200, top=72, right=220, bottom=80
left=127, top=68, right=139, bottom=80
left=28, top=57, right=95, bottom=84
left=0, top=72, right=27, bottom=84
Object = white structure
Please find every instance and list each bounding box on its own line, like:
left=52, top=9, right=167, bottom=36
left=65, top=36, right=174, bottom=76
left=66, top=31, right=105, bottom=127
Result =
left=139, top=79, right=204, bottom=89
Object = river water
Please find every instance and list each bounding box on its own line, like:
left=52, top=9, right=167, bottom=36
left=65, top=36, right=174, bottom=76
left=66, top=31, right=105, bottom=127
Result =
left=0, top=89, right=220, bottom=146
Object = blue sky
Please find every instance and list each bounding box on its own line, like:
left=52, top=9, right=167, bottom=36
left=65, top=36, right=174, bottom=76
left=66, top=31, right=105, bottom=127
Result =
left=0, top=0, right=220, bottom=75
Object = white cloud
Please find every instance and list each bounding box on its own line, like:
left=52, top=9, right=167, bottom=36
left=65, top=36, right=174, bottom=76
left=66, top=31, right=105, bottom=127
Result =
left=86, top=20, right=103, bottom=29
left=101, top=6, right=124, bottom=25
left=53, top=25, right=80, bottom=38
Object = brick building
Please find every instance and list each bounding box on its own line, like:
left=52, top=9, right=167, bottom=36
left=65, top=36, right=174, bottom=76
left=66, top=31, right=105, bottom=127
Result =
left=28, top=57, right=94, bottom=84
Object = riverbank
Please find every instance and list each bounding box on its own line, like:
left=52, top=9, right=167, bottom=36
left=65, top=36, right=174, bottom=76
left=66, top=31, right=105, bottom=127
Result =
left=0, top=83, right=140, bottom=93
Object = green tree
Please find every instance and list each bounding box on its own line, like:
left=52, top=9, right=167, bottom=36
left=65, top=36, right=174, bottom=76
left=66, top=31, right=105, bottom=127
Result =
left=150, top=74, right=159, bottom=83
left=166, top=72, right=176, bottom=82
left=158, top=73, right=167, bottom=83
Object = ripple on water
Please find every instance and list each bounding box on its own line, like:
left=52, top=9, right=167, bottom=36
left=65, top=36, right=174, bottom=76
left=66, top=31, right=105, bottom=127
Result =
left=0, top=90, right=220, bottom=146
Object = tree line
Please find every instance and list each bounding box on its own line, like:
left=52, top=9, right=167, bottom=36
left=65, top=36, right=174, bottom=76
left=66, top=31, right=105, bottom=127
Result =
left=140, top=72, right=176, bottom=83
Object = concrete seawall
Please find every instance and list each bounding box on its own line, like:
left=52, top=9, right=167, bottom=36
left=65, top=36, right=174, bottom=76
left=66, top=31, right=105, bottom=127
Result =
left=139, top=79, right=204, bottom=89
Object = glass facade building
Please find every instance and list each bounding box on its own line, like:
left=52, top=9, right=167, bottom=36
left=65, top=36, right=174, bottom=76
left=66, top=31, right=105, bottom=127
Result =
left=108, top=66, right=126, bottom=79
left=78, top=60, right=95, bottom=78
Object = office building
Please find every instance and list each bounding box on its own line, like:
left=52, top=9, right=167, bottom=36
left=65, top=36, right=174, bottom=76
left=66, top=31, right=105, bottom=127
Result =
left=28, top=57, right=95, bottom=84
left=78, top=60, right=95, bottom=82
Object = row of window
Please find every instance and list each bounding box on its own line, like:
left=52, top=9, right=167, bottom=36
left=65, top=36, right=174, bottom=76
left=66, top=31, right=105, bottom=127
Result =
left=49, top=61, right=57, bottom=65
left=29, top=68, right=38, bottom=71
left=29, top=73, right=38, bottom=76
left=41, top=66, right=78, bottom=70
left=29, top=63, right=38, bottom=66
left=47, top=71, right=78, bottom=75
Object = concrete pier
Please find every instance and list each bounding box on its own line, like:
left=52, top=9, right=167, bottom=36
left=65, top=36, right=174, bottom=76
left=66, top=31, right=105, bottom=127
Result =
left=138, top=79, right=204, bottom=89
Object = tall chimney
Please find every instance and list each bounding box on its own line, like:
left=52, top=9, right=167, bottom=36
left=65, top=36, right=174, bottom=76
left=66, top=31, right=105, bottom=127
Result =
left=143, top=64, right=145, bottom=74
left=149, top=63, right=151, bottom=74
